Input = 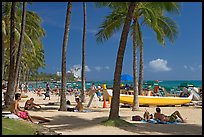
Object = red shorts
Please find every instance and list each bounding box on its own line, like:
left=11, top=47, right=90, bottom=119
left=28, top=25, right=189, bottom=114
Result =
left=17, top=111, right=29, bottom=119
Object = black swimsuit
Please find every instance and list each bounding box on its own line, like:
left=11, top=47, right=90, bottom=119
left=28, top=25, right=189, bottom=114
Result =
left=25, top=102, right=32, bottom=110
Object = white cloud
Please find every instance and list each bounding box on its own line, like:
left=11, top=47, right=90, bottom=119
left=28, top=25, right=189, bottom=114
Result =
left=149, top=58, right=171, bottom=72
left=94, top=66, right=110, bottom=72
left=189, top=66, right=195, bottom=72
left=184, top=64, right=202, bottom=72
left=105, top=66, right=110, bottom=70
left=95, top=66, right=102, bottom=72
left=85, top=65, right=91, bottom=72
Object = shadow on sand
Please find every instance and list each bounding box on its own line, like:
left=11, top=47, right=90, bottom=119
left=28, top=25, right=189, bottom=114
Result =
left=40, top=114, right=202, bottom=135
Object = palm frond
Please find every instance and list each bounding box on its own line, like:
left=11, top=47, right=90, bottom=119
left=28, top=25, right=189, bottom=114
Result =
left=96, top=10, right=126, bottom=43
left=157, top=16, right=178, bottom=43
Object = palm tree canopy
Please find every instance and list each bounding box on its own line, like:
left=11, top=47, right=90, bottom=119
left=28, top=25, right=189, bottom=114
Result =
left=95, top=2, right=181, bottom=46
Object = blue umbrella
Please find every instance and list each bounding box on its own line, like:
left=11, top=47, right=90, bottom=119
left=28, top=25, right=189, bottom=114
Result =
left=120, top=74, right=133, bottom=81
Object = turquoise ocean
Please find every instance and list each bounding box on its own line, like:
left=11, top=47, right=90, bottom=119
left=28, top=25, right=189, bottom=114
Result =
left=28, top=80, right=202, bottom=94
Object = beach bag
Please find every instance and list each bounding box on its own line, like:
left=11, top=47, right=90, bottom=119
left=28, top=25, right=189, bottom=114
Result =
left=67, top=107, right=75, bottom=112
left=132, top=115, right=142, bottom=121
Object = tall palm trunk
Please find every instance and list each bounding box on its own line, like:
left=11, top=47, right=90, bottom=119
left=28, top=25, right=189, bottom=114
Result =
left=14, top=2, right=27, bottom=94
left=138, top=36, right=144, bottom=95
left=5, top=2, right=16, bottom=107
left=15, top=69, right=21, bottom=92
left=59, top=2, right=72, bottom=111
left=2, top=32, right=4, bottom=79
left=81, top=2, right=86, bottom=102
left=109, top=2, right=136, bottom=120
left=132, top=20, right=139, bottom=111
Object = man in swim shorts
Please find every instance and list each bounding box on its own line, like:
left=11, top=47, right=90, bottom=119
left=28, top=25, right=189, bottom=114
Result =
left=10, top=93, right=34, bottom=122
left=154, top=107, right=185, bottom=123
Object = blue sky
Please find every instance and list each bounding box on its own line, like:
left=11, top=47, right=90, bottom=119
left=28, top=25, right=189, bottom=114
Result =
left=27, top=2, right=202, bottom=81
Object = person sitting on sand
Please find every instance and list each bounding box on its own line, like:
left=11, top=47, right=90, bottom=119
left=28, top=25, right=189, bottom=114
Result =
left=24, top=98, right=41, bottom=110
left=10, top=93, right=34, bottom=123
left=75, top=97, right=83, bottom=112
left=143, top=110, right=153, bottom=121
left=11, top=93, right=50, bottom=123
left=154, top=107, right=185, bottom=123
left=66, top=100, right=75, bottom=112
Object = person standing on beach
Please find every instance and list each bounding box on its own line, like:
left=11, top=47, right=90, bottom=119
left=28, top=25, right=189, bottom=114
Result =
left=87, top=82, right=97, bottom=107
left=43, top=83, right=51, bottom=100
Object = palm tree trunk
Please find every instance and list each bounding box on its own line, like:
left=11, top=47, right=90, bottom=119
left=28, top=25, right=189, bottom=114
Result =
left=15, top=68, right=21, bottom=92
left=59, top=2, right=72, bottom=111
left=2, top=32, right=4, bottom=79
left=5, top=2, right=16, bottom=107
left=132, top=20, right=139, bottom=111
left=81, top=2, right=86, bottom=102
left=109, top=2, right=136, bottom=120
left=138, top=31, right=144, bottom=95
left=14, top=2, right=27, bottom=94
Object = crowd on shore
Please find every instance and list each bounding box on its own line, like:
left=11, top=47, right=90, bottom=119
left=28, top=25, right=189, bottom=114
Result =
left=2, top=80, right=202, bottom=135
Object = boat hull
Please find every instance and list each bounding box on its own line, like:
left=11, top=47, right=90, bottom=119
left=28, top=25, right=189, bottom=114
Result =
left=104, top=89, right=193, bottom=106
left=120, top=94, right=192, bottom=106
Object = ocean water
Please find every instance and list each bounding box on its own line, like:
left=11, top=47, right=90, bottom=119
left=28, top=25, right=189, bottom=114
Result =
left=28, top=80, right=202, bottom=93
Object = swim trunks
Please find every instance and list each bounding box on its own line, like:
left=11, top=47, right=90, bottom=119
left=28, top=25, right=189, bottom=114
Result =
left=17, top=111, right=29, bottom=119
left=167, top=114, right=177, bottom=122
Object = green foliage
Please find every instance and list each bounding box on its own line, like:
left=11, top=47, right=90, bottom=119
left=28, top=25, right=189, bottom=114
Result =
left=2, top=118, right=38, bottom=135
left=2, top=2, right=45, bottom=81
left=101, top=118, right=134, bottom=127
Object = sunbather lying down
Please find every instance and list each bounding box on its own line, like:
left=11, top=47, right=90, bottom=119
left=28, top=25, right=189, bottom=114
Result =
left=10, top=93, right=50, bottom=124
left=154, top=107, right=186, bottom=123
left=143, top=107, right=186, bottom=123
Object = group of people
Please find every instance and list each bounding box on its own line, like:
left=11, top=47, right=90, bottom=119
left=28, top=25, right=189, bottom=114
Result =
left=9, top=88, right=186, bottom=124
left=143, top=107, right=185, bottom=123
left=10, top=93, right=49, bottom=123
left=34, top=83, right=60, bottom=100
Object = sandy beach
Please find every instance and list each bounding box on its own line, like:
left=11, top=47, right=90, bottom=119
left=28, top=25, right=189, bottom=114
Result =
left=4, top=90, right=202, bottom=135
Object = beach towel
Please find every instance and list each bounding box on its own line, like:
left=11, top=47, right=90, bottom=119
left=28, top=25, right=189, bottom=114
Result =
left=4, top=113, right=20, bottom=119
left=141, top=119, right=182, bottom=124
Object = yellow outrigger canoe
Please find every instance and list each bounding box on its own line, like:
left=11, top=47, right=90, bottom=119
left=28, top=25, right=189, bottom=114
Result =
left=103, top=89, right=193, bottom=106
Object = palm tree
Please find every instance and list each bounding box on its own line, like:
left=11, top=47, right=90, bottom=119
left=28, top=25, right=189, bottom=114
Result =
left=96, top=2, right=180, bottom=112
left=81, top=2, right=86, bottom=102
left=59, top=2, right=72, bottom=111
left=5, top=2, right=16, bottom=107
left=109, top=2, right=136, bottom=119
left=137, top=2, right=181, bottom=96
left=2, top=2, right=45, bottom=84
left=13, top=2, right=27, bottom=95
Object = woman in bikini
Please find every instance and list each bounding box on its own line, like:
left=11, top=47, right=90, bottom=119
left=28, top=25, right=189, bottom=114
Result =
left=24, top=98, right=41, bottom=110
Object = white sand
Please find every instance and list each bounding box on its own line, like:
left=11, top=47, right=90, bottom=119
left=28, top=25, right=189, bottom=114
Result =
left=7, top=91, right=203, bottom=135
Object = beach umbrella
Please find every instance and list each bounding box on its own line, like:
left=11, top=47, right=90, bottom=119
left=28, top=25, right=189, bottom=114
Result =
left=120, top=74, right=133, bottom=81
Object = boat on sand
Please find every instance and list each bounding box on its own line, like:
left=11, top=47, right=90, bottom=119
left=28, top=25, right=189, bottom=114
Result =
left=103, top=89, right=193, bottom=106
